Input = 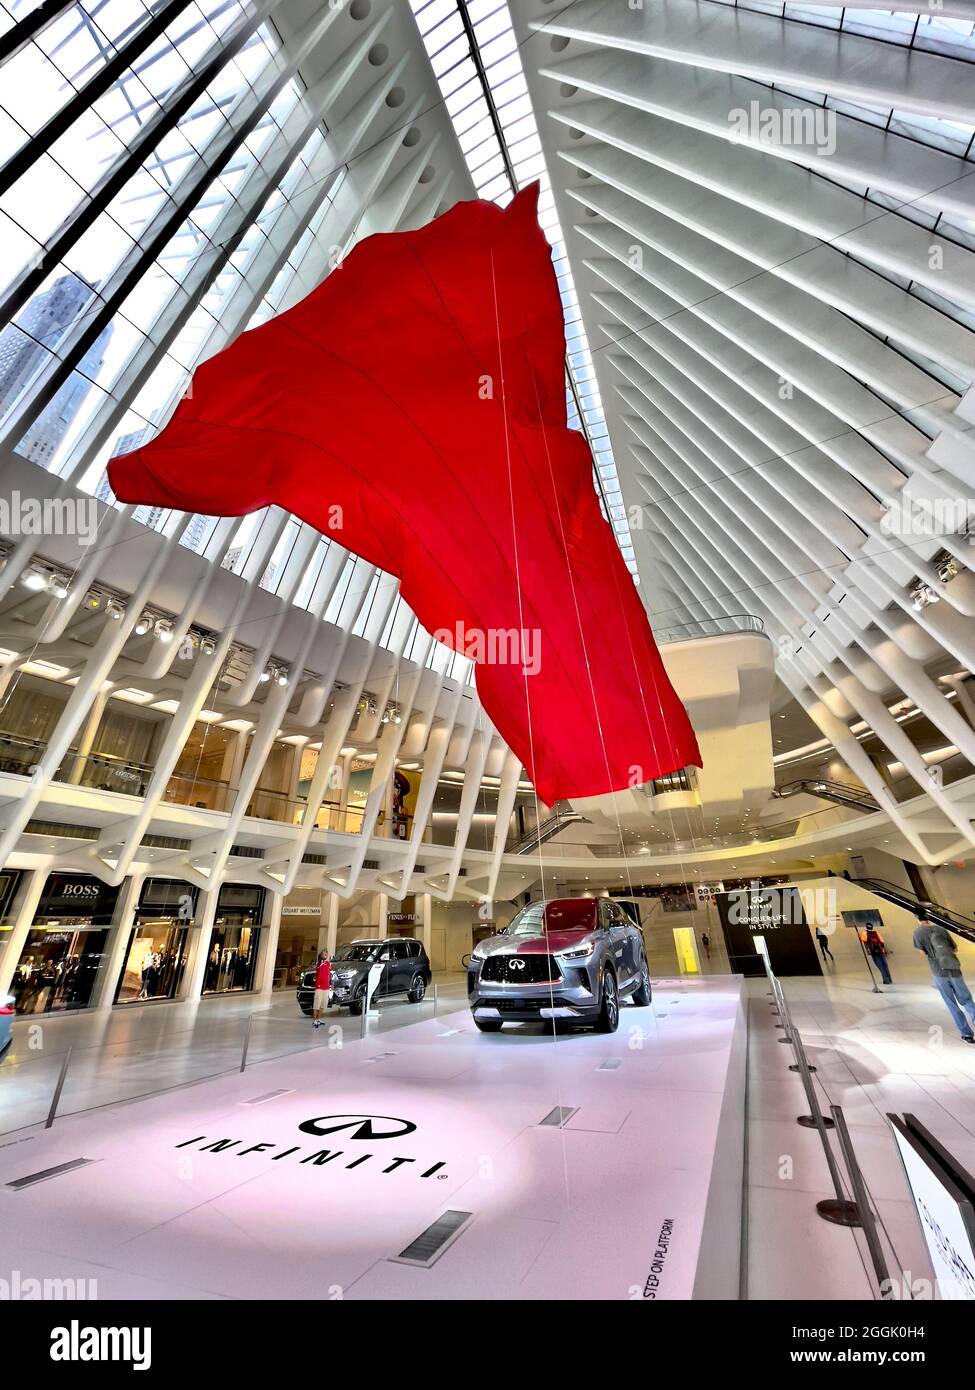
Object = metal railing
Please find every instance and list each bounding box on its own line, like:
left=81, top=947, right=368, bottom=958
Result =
left=775, top=778, right=881, bottom=813
left=651, top=613, right=766, bottom=645
left=756, top=941, right=894, bottom=1296
left=851, top=876, right=975, bottom=946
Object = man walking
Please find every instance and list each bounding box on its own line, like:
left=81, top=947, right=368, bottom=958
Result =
left=312, top=951, right=331, bottom=1029
left=815, top=926, right=834, bottom=963
left=913, top=913, right=975, bottom=1043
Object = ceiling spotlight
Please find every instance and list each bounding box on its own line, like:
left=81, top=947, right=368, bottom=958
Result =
left=933, top=549, right=960, bottom=585
left=259, top=668, right=272, bottom=683
left=134, top=613, right=152, bottom=635
left=21, top=567, right=48, bottom=591
left=84, top=590, right=102, bottom=610
left=392, top=711, right=402, bottom=725
left=910, top=580, right=940, bottom=611
left=275, top=669, right=289, bottom=687
left=201, top=637, right=216, bottom=656
left=381, top=710, right=390, bottom=723
left=48, top=573, right=70, bottom=598
left=154, top=619, right=173, bottom=642
left=106, top=598, right=125, bottom=620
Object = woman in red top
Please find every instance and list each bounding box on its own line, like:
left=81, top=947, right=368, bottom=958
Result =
left=312, top=953, right=331, bottom=1028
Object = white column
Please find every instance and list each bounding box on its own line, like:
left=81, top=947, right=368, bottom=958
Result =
left=377, top=892, right=389, bottom=938
left=68, top=682, right=112, bottom=784
left=255, top=889, right=283, bottom=994
left=91, top=870, right=145, bottom=1009
left=0, top=867, right=46, bottom=997
left=420, top=892, right=432, bottom=960
left=181, top=885, right=219, bottom=1001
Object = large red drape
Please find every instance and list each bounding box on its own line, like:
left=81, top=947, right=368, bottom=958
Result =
left=109, top=184, right=700, bottom=803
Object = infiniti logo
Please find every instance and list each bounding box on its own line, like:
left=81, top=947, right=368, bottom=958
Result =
left=298, top=1114, right=417, bottom=1141
left=508, top=958, right=526, bottom=971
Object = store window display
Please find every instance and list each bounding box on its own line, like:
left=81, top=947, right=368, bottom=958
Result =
left=202, top=884, right=266, bottom=994
left=115, top=879, right=196, bottom=1005
left=11, top=873, right=119, bottom=1014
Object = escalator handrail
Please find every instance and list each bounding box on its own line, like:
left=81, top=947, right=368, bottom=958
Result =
left=852, top=876, right=975, bottom=942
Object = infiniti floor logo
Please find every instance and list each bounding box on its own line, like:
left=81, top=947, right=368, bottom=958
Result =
left=175, top=1111, right=448, bottom=1182
left=298, top=1114, right=417, bottom=1140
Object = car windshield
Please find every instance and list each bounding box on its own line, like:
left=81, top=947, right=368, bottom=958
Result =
left=506, top=899, right=597, bottom=935
left=332, top=944, right=379, bottom=962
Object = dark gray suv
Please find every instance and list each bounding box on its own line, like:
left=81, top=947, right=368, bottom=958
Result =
left=297, top=938, right=431, bottom=1017
left=467, top=897, right=651, bottom=1033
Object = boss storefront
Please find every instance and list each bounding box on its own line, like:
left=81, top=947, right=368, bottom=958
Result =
left=11, top=873, right=120, bottom=1015
left=115, top=878, right=197, bottom=1005
left=203, top=883, right=266, bottom=995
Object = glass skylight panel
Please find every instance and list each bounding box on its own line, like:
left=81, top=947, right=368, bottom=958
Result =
left=408, top=0, right=638, bottom=575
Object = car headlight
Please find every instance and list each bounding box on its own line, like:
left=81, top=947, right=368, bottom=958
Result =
left=557, top=942, right=595, bottom=961
left=470, top=945, right=488, bottom=962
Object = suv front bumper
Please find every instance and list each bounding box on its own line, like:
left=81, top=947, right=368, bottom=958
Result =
left=467, top=963, right=600, bottom=1022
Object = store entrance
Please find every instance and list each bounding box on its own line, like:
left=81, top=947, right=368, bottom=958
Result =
left=203, top=923, right=259, bottom=994
left=116, top=924, right=188, bottom=1003
left=12, top=927, right=108, bottom=1014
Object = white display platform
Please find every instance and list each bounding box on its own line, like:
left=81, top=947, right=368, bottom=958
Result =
left=0, top=978, right=746, bottom=1301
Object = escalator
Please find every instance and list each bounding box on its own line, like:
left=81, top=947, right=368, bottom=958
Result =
left=776, top=778, right=880, bottom=813
left=513, top=808, right=589, bottom=855
left=851, top=876, right=975, bottom=947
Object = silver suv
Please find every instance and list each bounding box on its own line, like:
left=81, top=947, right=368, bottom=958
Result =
left=467, top=897, right=651, bottom=1033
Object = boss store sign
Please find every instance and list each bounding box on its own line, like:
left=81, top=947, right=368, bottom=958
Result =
left=36, top=873, right=120, bottom=924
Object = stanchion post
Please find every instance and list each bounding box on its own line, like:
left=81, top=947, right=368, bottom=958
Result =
left=785, top=1012, right=859, bottom=1226
left=45, top=1046, right=74, bottom=1130
left=830, top=1105, right=893, bottom=1294
left=433, top=982, right=439, bottom=1019
left=239, top=1015, right=253, bottom=1073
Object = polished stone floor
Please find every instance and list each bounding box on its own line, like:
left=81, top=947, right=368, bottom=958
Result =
left=0, top=978, right=744, bottom=1300
left=4, top=963, right=974, bottom=1300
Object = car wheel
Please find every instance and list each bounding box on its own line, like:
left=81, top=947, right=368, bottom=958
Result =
left=407, top=972, right=426, bottom=1003
left=595, top=969, right=619, bottom=1033
left=348, top=984, right=367, bottom=1016
left=474, top=1019, right=503, bottom=1032
left=631, top=956, right=652, bottom=1007
left=299, top=1006, right=312, bottom=1017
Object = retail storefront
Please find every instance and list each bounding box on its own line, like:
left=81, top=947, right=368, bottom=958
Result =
left=203, top=883, right=266, bottom=994
left=11, top=872, right=120, bottom=1015
left=115, top=878, right=197, bottom=1004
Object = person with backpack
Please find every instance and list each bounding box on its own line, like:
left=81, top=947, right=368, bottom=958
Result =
left=861, top=925, right=892, bottom=984
left=913, top=913, right=975, bottom=1043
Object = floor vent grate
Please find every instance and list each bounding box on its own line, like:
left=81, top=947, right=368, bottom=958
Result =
left=7, top=1158, right=95, bottom=1190
left=539, top=1106, right=578, bottom=1127
left=598, top=1059, right=622, bottom=1071
left=392, top=1210, right=472, bottom=1267
left=240, top=1089, right=294, bottom=1106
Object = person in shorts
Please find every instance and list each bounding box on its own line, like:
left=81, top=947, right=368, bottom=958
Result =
left=312, top=951, right=331, bottom=1028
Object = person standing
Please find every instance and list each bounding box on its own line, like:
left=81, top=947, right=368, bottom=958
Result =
left=701, top=931, right=711, bottom=961
left=312, top=950, right=331, bottom=1029
left=862, top=925, right=892, bottom=984
left=816, top=927, right=834, bottom=963
left=913, top=914, right=975, bottom=1043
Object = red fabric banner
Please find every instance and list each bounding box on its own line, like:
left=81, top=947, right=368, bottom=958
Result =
left=109, top=184, right=700, bottom=803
